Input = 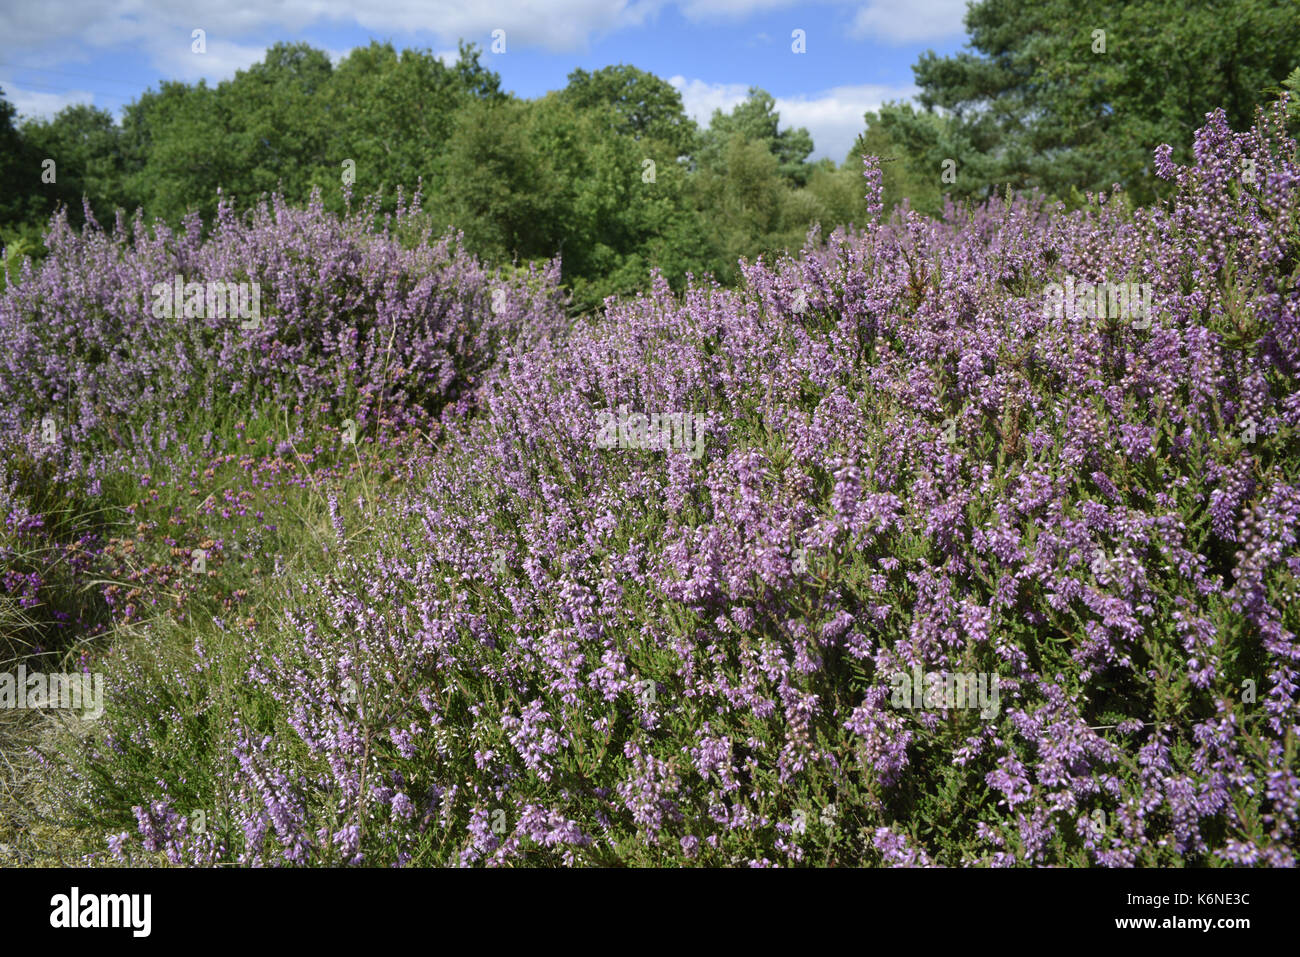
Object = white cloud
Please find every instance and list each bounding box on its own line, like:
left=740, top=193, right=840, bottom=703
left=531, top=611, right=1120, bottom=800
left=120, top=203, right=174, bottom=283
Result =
left=0, top=0, right=670, bottom=75
left=849, top=0, right=968, bottom=44
left=777, top=83, right=917, bottom=160
left=1, top=82, right=98, bottom=121
left=669, top=75, right=752, bottom=123
left=151, top=38, right=281, bottom=84
left=671, top=75, right=916, bottom=161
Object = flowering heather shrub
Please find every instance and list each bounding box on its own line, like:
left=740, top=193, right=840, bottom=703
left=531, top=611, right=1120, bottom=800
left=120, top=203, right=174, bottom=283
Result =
left=28, top=102, right=1300, bottom=866
left=0, top=189, right=568, bottom=490
left=0, top=188, right=566, bottom=730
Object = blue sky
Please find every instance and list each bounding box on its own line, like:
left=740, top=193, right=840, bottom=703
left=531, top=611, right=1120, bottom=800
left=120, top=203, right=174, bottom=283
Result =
left=0, top=1, right=972, bottom=163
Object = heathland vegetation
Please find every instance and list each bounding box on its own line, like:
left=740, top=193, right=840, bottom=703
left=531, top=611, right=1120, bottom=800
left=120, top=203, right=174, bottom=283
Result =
left=1, top=1, right=1299, bottom=866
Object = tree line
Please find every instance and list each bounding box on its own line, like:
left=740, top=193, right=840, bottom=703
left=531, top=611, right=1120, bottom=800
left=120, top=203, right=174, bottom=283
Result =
left=1, top=0, right=1297, bottom=311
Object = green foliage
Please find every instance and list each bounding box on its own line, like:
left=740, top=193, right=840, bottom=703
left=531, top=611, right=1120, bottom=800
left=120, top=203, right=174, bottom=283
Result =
left=216, top=42, right=334, bottom=207
left=694, top=133, right=796, bottom=281
left=882, top=0, right=1300, bottom=205
left=429, top=97, right=557, bottom=263
left=559, top=64, right=699, bottom=159
left=20, top=104, right=128, bottom=228
left=114, top=41, right=505, bottom=227
left=0, top=227, right=43, bottom=293
left=1282, top=66, right=1300, bottom=131
left=0, top=89, right=50, bottom=230
left=803, top=159, right=867, bottom=229
left=120, top=80, right=231, bottom=224
left=315, top=41, right=504, bottom=214
left=699, top=87, right=815, bottom=187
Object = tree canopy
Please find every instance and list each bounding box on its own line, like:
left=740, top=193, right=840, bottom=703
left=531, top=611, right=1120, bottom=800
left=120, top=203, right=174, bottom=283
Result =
left=879, top=0, right=1300, bottom=204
